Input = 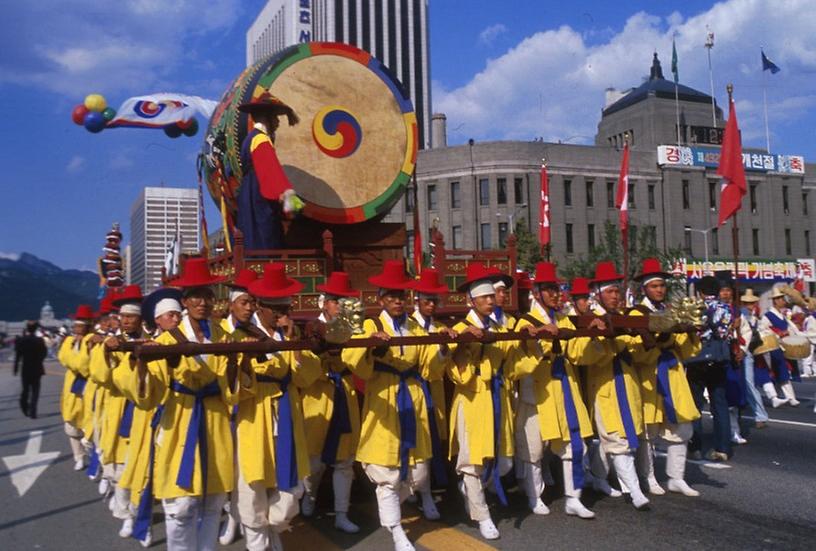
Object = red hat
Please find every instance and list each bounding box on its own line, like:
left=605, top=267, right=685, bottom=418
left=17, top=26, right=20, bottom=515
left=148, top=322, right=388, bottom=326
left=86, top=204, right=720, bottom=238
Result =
left=486, top=266, right=514, bottom=289
left=316, top=271, right=360, bottom=297
left=368, top=260, right=414, bottom=290
left=570, top=277, right=592, bottom=297
left=516, top=271, right=532, bottom=290
left=634, top=257, right=672, bottom=283
left=72, top=304, right=95, bottom=320
left=171, top=258, right=227, bottom=288
left=112, top=284, right=143, bottom=306
left=532, top=262, right=563, bottom=285
left=248, top=263, right=303, bottom=298
left=592, top=261, right=624, bottom=284
left=227, top=268, right=259, bottom=290
left=412, top=268, right=449, bottom=295
left=457, top=262, right=503, bottom=292
left=97, top=294, right=115, bottom=316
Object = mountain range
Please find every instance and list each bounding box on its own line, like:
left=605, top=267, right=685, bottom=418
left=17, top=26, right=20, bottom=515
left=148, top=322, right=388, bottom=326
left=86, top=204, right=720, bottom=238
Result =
left=0, top=253, right=100, bottom=321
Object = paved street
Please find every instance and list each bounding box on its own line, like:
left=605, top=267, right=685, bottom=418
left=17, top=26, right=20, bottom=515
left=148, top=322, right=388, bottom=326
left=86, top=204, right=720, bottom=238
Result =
left=1, top=361, right=815, bottom=550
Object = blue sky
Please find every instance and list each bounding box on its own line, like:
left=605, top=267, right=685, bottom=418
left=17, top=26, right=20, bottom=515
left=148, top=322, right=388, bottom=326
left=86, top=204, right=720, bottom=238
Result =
left=1, top=0, right=814, bottom=270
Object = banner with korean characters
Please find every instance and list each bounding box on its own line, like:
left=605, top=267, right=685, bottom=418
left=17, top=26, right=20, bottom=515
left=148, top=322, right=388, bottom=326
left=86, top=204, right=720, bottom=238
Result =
left=674, top=258, right=816, bottom=282
left=658, top=145, right=805, bottom=174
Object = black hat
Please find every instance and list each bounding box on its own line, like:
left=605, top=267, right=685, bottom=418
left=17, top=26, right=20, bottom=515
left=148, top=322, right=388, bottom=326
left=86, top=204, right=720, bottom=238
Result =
left=697, top=276, right=721, bottom=297
left=714, top=269, right=735, bottom=289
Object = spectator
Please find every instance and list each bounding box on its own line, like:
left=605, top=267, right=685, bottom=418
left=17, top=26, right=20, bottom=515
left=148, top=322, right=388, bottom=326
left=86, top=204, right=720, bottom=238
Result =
left=14, top=321, right=48, bottom=419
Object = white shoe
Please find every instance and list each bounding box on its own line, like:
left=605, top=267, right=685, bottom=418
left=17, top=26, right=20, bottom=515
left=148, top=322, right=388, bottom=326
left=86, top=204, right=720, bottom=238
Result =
left=631, top=492, right=650, bottom=510
left=420, top=492, right=440, bottom=520
left=771, top=396, right=788, bottom=408
left=218, top=514, right=239, bottom=545
left=647, top=477, right=666, bottom=496
left=119, top=518, right=134, bottom=538
left=139, top=528, right=152, bottom=548
left=667, top=478, right=700, bottom=497
left=98, top=478, right=111, bottom=496
left=269, top=530, right=284, bottom=551
left=73, top=458, right=86, bottom=471
left=565, top=497, right=595, bottom=519
left=591, top=475, right=622, bottom=497
left=335, top=512, right=360, bottom=534
left=731, top=434, right=747, bottom=445
left=478, top=519, right=500, bottom=540
left=529, top=498, right=550, bottom=515
left=389, top=525, right=415, bottom=551
left=788, top=398, right=801, bottom=407
left=301, top=494, right=316, bottom=517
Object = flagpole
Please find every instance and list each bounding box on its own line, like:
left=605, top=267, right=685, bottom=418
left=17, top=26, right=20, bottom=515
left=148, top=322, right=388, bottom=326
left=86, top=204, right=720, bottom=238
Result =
left=705, top=28, right=716, bottom=127
left=673, top=34, right=681, bottom=146
left=728, top=83, right=741, bottom=304
left=622, top=135, right=630, bottom=294
left=762, top=62, right=771, bottom=153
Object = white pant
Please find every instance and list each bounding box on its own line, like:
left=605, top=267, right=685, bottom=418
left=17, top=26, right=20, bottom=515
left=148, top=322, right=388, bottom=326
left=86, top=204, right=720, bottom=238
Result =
left=303, top=455, right=355, bottom=513
left=64, top=422, right=85, bottom=462
left=363, top=462, right=428, bottom=527
left=235, top=470, right=303, bottom=533
left=162, top=494, right=227, bottom=551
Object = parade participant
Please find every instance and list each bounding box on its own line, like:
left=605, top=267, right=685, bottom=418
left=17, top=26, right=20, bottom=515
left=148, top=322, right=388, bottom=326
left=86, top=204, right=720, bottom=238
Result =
left=514, top=262, right=606, bottom=519
left=90, top=284, right=147, bottom=537
left=630, top=258, right=701, bottom=497
left=516, top=271, right=533, bottom=315
left=448, top=262, right=523, bottom=540
left=57, top=304, right=95, bottom=471
left=341, top=260, right=449, bottom=551
left=229, top=263, right=321, bottom=551
left=715, top=271, right=748, bottom=445
left=134, top=258, right=251, bottom=551
left=686, top=276, right=733, bottom=462
left=300, top=271, right=364, bottom=531
left=801, top=298, right=816, bottom=379
left=236, top=92, right=304, bottom=250
left=14, top=321, right=47, bottom=419
left=563, top=278, right=592, bottom=316
left=585, top=261, right=650, bottom=510
left=738, top=289, right=772, bottom=427
left=408, top=267, right=455, bottom=520
left=488, top=267, right=516, bottom=330
left=758, top=286, right=801, bottom=406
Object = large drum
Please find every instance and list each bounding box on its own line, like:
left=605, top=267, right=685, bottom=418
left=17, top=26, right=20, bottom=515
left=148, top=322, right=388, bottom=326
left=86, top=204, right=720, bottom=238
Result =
left=780, top=336, right=811, bottom=360
left=202, top=42, right=417, bottom=224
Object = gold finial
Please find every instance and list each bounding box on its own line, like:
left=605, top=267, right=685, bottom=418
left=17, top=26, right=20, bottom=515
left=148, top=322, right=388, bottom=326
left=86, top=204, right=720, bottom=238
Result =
left=726, top=83, right=733, bottom=101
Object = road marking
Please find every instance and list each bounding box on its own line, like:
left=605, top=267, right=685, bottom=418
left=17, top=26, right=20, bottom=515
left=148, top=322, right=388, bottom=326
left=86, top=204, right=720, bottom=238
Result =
left=403, top=514, right=497, bottom=550
left=280, top=518, right=342, bottom=550
left=654, top=450, right=732, bottom=470
left=2, top=430, right=60, bottom=497
left=702, top=410, right=816, bottom=429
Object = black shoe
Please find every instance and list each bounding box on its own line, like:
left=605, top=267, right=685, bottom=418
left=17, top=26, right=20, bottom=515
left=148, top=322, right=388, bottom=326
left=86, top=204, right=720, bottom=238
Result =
left=29, top=411, right=37, bottom=419
left=20, top=402, right=28, bottom=417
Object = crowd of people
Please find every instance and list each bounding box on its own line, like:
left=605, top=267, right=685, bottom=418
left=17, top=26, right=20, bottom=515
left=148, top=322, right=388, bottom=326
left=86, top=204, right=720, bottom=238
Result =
left=48, top=256, right=813, bottom=551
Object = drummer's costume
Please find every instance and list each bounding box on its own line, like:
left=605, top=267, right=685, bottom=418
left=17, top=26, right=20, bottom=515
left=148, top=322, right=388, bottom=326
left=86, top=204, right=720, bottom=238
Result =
left=234, top=263, right=321, bottom=551
left=135, top=259, right=250, bottom=551
left=301, top=272, right=363, bottom=533
left=513, top=262, right=600, bottom=519
left=758, top=287, right=801, bottom=406
left=584, top=262, right=651, bottom=510
left=629, top=259, right=701, bottom=498
left=57, top=304, right=95, bottom=471
left=341, top=260, right=449, bottom=551
left=236, top=92, right=303, bottom=250
left=448, top=263, right=519, bottom=540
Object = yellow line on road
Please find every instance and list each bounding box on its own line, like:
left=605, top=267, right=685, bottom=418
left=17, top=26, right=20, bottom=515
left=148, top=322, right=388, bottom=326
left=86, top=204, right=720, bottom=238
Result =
left=403, top=514, right=497, bottom=550
left=281, top=518, right=344, bottom=550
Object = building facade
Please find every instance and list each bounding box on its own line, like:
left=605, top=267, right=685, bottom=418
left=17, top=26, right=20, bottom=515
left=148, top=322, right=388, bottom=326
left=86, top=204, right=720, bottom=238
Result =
left=386, top=55, right=815, bottom=285
left=246, top=0, right=432, bottom=148
left=130, top=187, right=200, bottom=292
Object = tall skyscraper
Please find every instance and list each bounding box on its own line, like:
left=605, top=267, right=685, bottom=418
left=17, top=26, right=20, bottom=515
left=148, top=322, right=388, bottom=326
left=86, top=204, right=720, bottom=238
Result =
left=130, top=187, right=200, bottom=292
left=246, top=0, right=432, bottom=148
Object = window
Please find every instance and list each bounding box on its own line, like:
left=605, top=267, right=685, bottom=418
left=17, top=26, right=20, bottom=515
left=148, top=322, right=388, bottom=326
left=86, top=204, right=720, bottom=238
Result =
left=406, top=189, right=415, bottom=212
left=450, top=181, right=461, bottom=209
left=564, top=179, right=572, bottom=207
left=807, top=230, right=812, bottom=256
left=452, top=225, right=462, bottom=249
left=480, top=223, right=491, bottom=249
left=479, top=178, right=490, bottom=205
left=514, top=177, right=525, bottom=204
left=804, top=192, right=809, bottom=216
left=588, top=223, right=595, bottom=250
left=648, top=184, right=655, bottom=210
left=498, top=222, right=509, bottom=248
left=684, top=225, right=692, bottom=253
left=750, top=184, right=758, bottom=213
left=785, top=228, right=792, bottom=255
left=708, top=181, right=717, bottom=210
left=628, top=182, right=635, bottom=209
left=752, top=228, right=760, bottom=255
left=427, top=184, right=437, bottom=210
left=682, top=180, right=690, bottom=210
left=607, top=181, right=615, bottom=208
left=783, top=185, right=789, bottom=214
left=566, top=223, right=574, bottom=253
left=497, top=178, right=507, bottom=204
left=585, top=180, right=594, bottom=207
left=712, top=228, right=719, bottom=255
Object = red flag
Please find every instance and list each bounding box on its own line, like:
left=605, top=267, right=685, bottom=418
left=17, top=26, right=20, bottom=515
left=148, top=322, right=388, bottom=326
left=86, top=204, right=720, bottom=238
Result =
left=539, top=164, right=551, bottom=246
left=412, top=182, right=422, bottom=274
left=615, top=142, right=630, bottom=232
left=717, top=97, right=747, bottom=226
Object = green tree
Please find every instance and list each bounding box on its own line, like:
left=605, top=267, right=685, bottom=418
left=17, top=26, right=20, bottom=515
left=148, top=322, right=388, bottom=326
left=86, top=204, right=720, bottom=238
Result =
left=513, top=218, right=543, bottom=273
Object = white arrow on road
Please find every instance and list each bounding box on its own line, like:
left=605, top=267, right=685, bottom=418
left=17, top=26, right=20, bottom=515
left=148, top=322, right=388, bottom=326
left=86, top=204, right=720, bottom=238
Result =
left=2, top=430, right=60, bottom=497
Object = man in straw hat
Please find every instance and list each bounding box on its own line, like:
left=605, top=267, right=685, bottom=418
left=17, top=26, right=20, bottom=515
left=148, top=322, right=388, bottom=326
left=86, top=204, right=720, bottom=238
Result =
left=514, top=262, right=607, bottom=519
left=630, top=258, right=702, bottom=498
left=236, top=91, right=304, bottom=250
left=757, top=285, right=802, bottom=406
left=301, top=271, right=365, bottom=532
left=341, top=260, right=450, bottom=551
left=57, top=304, right=95, bottom=471
left=584, top=261, right=651, bottom=510
left=737, top=288, right=773, bottom=427
left=133, top=257, right=253, bottom=551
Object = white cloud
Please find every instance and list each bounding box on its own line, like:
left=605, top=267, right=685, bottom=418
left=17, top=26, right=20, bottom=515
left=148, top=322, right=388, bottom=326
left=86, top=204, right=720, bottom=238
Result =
left=435, top=0, right=816, bottom=153
left=479, top=23, right=508, bottom=46
left=66, top=155, right=85, bottom=173
left=0, top=252, right=20, bottom=261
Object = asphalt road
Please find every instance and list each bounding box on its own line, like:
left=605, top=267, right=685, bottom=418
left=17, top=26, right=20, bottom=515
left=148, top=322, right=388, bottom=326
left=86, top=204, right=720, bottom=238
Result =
left=1, top=361, right=815, bottom=550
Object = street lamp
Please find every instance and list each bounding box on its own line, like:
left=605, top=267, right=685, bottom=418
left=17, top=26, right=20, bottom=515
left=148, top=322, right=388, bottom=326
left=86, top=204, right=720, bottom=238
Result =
left=684, top=226, right=714, bottom=265
left=496, top=203, right=529, bottom=234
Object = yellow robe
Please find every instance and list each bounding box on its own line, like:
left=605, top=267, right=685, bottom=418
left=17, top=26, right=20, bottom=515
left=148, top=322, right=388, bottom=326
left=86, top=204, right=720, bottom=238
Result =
left=136, top=319, right=245, bottom=499
left=80, top=338, right=105, bottom=442
left=448, top=310, right=519, bottom=464
left=234, top=325, right=321, bottom=488
left=513, top=303, right=602, bottom=443
left=629, top=303, right=702, bottom=425
left=58, top=334, right=91, bottom=428
left=412, top=311, right=449, bottom=441
left=342, top=311, right=447, bottom=468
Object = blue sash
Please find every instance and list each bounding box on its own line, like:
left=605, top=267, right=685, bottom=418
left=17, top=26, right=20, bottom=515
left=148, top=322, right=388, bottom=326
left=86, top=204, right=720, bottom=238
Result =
left=320, top=369, right=353, bottom=466
left=765, top=311, right=789, bottom=331
left=171, top=380, right=221, bottom=492
left=257, top=373, right=299, bottom=491
left=70, top=375, right=87, bottom=396
left=612, top=351, right=639, bottom=450
left=765, top=312, right=793, bottom=382
left=118, top=400, right=136, bottom=438
left=656, top=350, right=679, bottom=424
left=551, top=356, right=584, bottom=489
left=132, top=405, right=165, bottom=543
left=86, top=444, right=100, bottom=478
left=479, top=364, right=509, bottom=507
left=373, top=362, right=422, bottom=482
